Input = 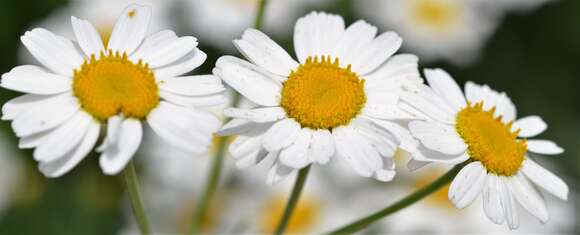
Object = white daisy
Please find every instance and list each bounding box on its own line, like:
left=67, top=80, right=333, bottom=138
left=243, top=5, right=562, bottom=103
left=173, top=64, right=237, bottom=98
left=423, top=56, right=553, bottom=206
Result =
left=1, top=4, right=224, bottom=177
left=355, top=0, right=498, bottom=65
left=214, top=11, right=423, bottom=184
left=184, top=0, right=330, bottom=51
left=401, top=68, right=569, bottom=229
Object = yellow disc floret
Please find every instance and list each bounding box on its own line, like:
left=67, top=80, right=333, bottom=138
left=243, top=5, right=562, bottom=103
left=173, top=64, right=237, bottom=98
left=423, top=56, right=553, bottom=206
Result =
left=280, top=56, right=366, bottom=130
left=73, top=50, right=159, bottom=121
left=456, top=102, right=527, bottom=176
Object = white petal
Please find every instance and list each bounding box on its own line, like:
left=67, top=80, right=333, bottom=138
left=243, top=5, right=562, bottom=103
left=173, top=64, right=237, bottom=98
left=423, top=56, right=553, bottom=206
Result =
left=11, top=94, right=79, bottom=137
left=521, top=158, right=568, bottom=200
left=507, top=173, right=549, bottom=223
left=19, top=130, right=52, bottom=149
left=107, top=4, right=151, bottom=54
left=1, top=65, right=71, bottom=95
left=294, top=12, right=345, bottom=63
left=513, top=116, right=547, bottom=138
left=413, top=145, right=469, bottom=165
left=424, top=68, right=466, bottom=111
left=2, top=94, right=65, bottom=121
left=154, top=48, right=206, bottom=78
left=230, top=135, right=267, bottom=169
left=133, top=36, right=198, bottom=68
left=159, top=75, right=225, bottom=96
left=352, top=118, right=398, bottom=158
left=333, top=126, right=382, bottom=177
left=71, top=16, right=104, bottom=57
left=449, top=161, right=486, bottom=209
left=99, top=118, right=142, bottom=175
left=214, top=56, right=282, bottom=106
left=500, top=177, right=519, bottom=229
left=33, top=111, right=91, bottom=162
left=38, top=121, right=100, bottom=178
left=400, top=84, right=456, bottom=124
left=309, top=129, right=334, bottom=164
left=218, top=118, right=262, bottom=136
left=482, top=174, right=505, bottom=225
left=374, top=158, right=396, bottom=182
left=147, top=102, right=220, bottom=153
left=364, top=54, right=420, bottom=82
left=362, top=103, right=416, bottom=120
left=234, top=29, right=298, bottom=77
left=133, top=30, right=176, bottom=54
left=279, top=128, right=312, bottom=169
left=464, top=82, right=516, bottom=122
left=262, top=119, right=301, bottom=152
left=334, top=20, right=377, bottom=71
left=266, top=159, right=295, bottom=185
left=350, top=31, right=402, bottom=75
left=223, top=107, right=286, bottom=123
left=408, top=120, right=467, bottom=155
left=527, top=140, right=564, bottom=155
left=20, top=28, right=83, bottom=76
left=160, top=91, right=226, bottom=108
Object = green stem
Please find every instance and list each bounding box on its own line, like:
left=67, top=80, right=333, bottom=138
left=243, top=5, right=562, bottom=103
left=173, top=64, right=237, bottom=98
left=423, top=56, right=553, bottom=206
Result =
left=253, top=0, right=268, bottom=29
left=190, top=1, right=268, bottom=233
left=123, top=160, right=152, bottom=235
left=274, top=165, right=312, bottom=235
left=325, top=164, right=465, bottom=235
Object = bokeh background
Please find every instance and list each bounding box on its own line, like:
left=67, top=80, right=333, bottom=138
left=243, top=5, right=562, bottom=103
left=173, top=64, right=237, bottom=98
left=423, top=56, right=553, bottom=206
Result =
left=0, top=0, right=578, bottom=234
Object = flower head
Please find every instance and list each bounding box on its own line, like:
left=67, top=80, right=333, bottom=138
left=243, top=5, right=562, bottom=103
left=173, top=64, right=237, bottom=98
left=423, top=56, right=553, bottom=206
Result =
left=402, top=68, right=568, bottom=229
left=215, top=11, right=424, bottom=184
left=1, top=4, right=224, bottom=177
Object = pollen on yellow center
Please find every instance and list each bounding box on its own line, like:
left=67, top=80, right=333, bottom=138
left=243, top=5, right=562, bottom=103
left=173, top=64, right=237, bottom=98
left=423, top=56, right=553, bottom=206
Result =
left=455, top=102, right=527, bottom=176
left=280, top=56, right=366, bottom=130
left=72, top=50, right=159, bottom=121
left=259, top=195, right=321, bottom=233
left=412, top=0, right=459, bottom=29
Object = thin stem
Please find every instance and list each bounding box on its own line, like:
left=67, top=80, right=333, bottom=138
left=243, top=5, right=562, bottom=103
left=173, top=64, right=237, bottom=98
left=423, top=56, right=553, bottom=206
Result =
left=123, top=160, right=152, bottom=235
left=325, top=164, right=465, bottom=235
left=274, top=165, right=312, bottom=235
left=253, top=0, right=268, bottom=29
left=190, top=1, right=268, bottom=233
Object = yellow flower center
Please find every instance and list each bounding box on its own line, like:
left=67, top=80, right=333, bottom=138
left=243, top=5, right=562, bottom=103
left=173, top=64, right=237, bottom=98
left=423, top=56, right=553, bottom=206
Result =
left=455, top=102, right=527, bottom=176
left=72, top=51, right=159, bottom=121
left=259, top=195, right=321, bottom=233
left=412, top=0, right=459, bottom=30
left=280, top=56, right=366, bottom=130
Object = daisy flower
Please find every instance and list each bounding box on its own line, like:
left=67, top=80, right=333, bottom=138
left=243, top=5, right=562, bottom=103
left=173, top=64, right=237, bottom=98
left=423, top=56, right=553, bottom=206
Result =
left=215, top=11, right=423, bottom=184
left=402, top=68, right=569, bottom=229
left=1, top=4, right=224, bottom=177
left=355, top=0, right=498, bottom=65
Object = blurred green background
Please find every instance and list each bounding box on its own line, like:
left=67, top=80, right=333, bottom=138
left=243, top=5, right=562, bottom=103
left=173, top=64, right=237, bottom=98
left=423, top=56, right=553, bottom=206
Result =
left=0, top=0, right=577, bottom=234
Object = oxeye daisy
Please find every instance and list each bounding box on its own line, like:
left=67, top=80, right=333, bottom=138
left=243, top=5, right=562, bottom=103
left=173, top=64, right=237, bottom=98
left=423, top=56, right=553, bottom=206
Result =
left=1, top=4, right=224, bottom=177
left=356, top=0, right=497, bottom=65
left=401, top=68, right=569, bottom=229
left=215, top=11, right=423, bottom=184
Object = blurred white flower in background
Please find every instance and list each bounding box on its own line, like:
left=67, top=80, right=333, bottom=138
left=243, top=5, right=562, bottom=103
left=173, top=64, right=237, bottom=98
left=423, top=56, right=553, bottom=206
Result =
left=356, top=0, right=498, bottom=66
left=356, top=0, right=553, bottom=66
left=184, top=0, right=330, bottom=51
left=0, top=134, right=23, bottom=214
